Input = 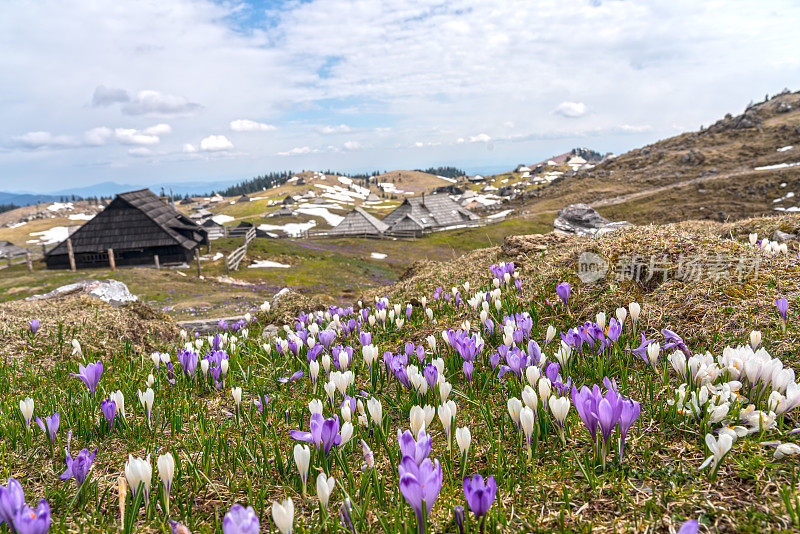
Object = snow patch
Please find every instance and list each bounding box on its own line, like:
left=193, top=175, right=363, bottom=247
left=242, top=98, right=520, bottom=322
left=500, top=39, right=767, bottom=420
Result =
left=68, top=213, right=95, bottom=221
left=778, top=146, right=794, bottom=152
left=28, top=226, right=70, bottom=244
left=212, top=214, right=234, bottom=224
left=755, top=162, right=800, bottom=171
left=258, top=220, right=316, bottom=237
left=249, top=260, right=291, bottom=269
left=47, top=202, right=73, bottom=212
left=488, top=209, right=513, bottom=219
left=370, top=252, right=387, bottom=259
left=294, top=205, right=344, bottom=226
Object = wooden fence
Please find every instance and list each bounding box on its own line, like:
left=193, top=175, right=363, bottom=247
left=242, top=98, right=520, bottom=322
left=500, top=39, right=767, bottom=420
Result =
left=225, top=226, right=256, bottom=272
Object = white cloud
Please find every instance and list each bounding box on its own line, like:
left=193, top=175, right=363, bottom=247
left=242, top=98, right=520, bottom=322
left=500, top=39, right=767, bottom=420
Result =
left=122, top=90, right=201, bottom=117
left=114, top=128, right=159, bottom=146
left=343, top=140, right=361, bottom=150
left=277, top=146, right=313, bottom=156
left=469, top=133, right=492, bottom=143
left=83, top=127, right=113, bottom=146
left=318, top=124, right=351, bottom=134
left=13, top=131, right=76, bottom=149
left=143, top=123, right=172, bottom=136
left=554, top=102, right=587, bottom=118
left=182, top=143, right=198, bottom=153
left=230, top=119, right=275, bottom=132
left=91, top=85, right=129, bottom=107
left=200, top=134, right=233, bottom=151
left=128, top=147, right=152, bottom=157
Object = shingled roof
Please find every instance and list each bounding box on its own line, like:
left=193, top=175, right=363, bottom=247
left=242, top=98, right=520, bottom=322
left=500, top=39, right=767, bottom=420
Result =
left=329, top=206, right=389, bottom=236
left=46, top=189, right=207, bottom=256
left=382, top=194, right=478, bottom=231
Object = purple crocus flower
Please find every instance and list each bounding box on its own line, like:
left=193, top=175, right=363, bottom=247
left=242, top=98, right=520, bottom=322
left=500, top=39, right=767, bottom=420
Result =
left=630, top=332, right=655, bottom=363
left=359, top=332, right=372, bottom=347
left=463, top=361, right=474, bottom=382
left=661, top=329, right=689, bottom=355
left=556, top=282, right=571, bottom=306
left=489, top=352, right=500, bottom=369
left=0, top=477, right=25, bottom=526
left=28, top=320, right=40, bottom=335
left=454, top=506, right=465, bottom=534
left=12, top=499, right=51, bottom=534
left=35, top=413, right=59, bottom=449
left=398, top=456, right=443, bottom=534
left=169, top=520, right=192, bottom=534
left=290, top=413, right=341, bottom=456
left=618, top=399, right=641, bottom=460
left=398, top=429, right=432, bottom=465
left=497, top=347, right=526, bottom=380
left=677, top=519, right=699, bottom=534
left=254, top=395, right=269, bottom=412
left=340, top=497, right=354, bottom=533
left=177, top=349, right=198, bottom=377
left=423, top=364, right=438, bottom=393
left=406, top=305, right=413, bottom=320
left=606, top=318, right=622, bottom=343
left=222, top=504, right=259, bottom=534
left=278, top=370, right=304, bottom=384
left=101, top=399, right=116, bottom=431
left=60, top=447, right=97, bottom=485
left=572, top=385, right=601, bottom=440
left=777, top=298, right=789, bottom=324
left=71, top=361, right=103, bottom=398
left=319, top=330, right=336, bottom=348
left=463, top=474, right=497, bottom=524
left=596, top=390, right=623, bottom=449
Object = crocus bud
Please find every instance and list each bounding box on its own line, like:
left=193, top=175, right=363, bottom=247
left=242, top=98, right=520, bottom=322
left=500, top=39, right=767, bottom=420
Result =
left=455, top=426, right=471, bottom=456
left=316, top=473, right=335, bottom=508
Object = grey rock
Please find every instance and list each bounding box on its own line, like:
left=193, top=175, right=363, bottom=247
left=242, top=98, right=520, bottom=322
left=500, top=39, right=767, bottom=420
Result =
left=26, top=279, right=138, bottom=307
left=773, top=230, right=796, bottom=243
left=777, top=102, right=792, bottom=113
left=262, top=324, right=279, bottom=338
left=553, top=204, right=632, bottom=236
left=177, top=315, right=246, bottom=334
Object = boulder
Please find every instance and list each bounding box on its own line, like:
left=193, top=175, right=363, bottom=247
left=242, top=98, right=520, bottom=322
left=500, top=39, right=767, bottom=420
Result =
left=26, top=279, right=138, bottom=307
left=553, top=204, right=633, bottom=236
left=773, top=230, right=796, bottom=243
left=777, top=102, right=792, bottom=113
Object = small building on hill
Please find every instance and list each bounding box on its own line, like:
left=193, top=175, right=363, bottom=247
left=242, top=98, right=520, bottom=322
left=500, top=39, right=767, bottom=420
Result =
left=201, top=218, right=225, bottom=240
left=282, top=195, right=296, bottom=206
left=328, top=207, right=389, bottom=237
left=270, top=207, right=295, bottom=217
left=44, top=189, right=207, bottom=269
left=0, top=241, right=28, bottom=259
left=381, top=194, right=479, bottom=236
left=365, top=193, right=381, bottom=202
left=236, top=194, right=251, bottom=203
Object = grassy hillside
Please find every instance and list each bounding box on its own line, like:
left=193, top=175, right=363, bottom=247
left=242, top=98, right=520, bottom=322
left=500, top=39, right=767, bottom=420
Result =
left=1, top=213, right=800, bottom=532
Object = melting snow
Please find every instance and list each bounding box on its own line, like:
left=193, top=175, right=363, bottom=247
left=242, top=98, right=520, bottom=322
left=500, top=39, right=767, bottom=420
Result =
left=778, top=146, right=794, bottom=152
left=258, top=220, right=316, bottom=237
left=773, top=192, right=796, bottom=203
left=212, top=252, right=224, bottom=261
left=47, top=202, right=73, bottom=212
left=370, top=252, right=387, bottom=259
left=249, top=260, right=291, bottom=268
left=68, top=213, right=95, bottom=221
left=774, top=206, right=800, bottom=212
left=755, top=162, right=800, bottom=171
left=294, top=205, right=344, bottom=226
left=212, top=214, right=234, bottom=224
left=488, top=209, right=513, bottom=219
left=28, top=226, right=69, bottom=244
left=8, top=222, right=26, bottom=229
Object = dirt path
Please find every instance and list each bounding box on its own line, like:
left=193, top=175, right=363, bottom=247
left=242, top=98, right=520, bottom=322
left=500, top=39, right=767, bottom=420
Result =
left=589, top=166, right=752, bottom=208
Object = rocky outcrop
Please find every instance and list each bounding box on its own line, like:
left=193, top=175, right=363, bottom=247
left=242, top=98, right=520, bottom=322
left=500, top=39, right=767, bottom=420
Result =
left=26, top=279, right=138, bottom=306
left=553, top=204, right=633, bottom=236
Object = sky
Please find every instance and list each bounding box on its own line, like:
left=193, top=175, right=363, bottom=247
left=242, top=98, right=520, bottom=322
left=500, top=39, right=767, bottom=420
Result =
left=1, top=0, right=799, bottom=193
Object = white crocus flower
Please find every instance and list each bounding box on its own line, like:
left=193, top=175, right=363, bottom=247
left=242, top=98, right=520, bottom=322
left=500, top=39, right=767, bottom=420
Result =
left=294, top=444, right=310, bottom=494
left=526, top=366, right=541, bottom=388
left=232, top=387, right=242, bottom=408
left=507, top=397, right=522, bottom=426
left=595, top=312, right=606, bottom=330
left=316, top=473, right=335, bottom=509
left=367, top=398, right=383, bottom=429
left=272, top=498, right=295, bottom=534
left=111, top=390, right=126, bottom=420
left=308, top=399, right=323, bottom=415
left=538, top=378, right=552, bottom=403
left=324, top=381, right=337, bottom=404
left=455, top=426, right=471, bottom=457
left=340, top=421, right=354, bottom=446
left=545, top=325, right=557, bottom=345
left=750, top=330, right=762, bottom=351
left=629, top=302, right=641, bottom=327
left=438, top=404, right=453, bottom=439
left=520, top=406, right=535, bottom=450
left=138, top=388, right=155, bottom=427
left=125, top=454, right=152, bottom=498
left=410, top=405, right=426, bottom=437
left=775, top=443, right=800, bottom=460
left=700, top=433, right=733, bottom=472
left=157, top=452, right=175, bottom=494
left=615, top=307, right=627, bottom=327
left=522, top=385, right=539, bottom=413
left=19, top=397, right=34, bottom=426
left=439, top=381, right=452, bottom=404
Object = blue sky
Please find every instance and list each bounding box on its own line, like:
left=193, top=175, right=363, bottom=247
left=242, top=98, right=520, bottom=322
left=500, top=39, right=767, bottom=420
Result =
left=1, top=0, right=799, bottom=192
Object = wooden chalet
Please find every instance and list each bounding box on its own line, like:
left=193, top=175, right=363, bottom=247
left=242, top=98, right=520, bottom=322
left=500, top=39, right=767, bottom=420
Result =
left=45, top=189, right=207, bottom=269
left=328, top=207, right=389, bottom=237
left=381, top=194, right=478, bottom=236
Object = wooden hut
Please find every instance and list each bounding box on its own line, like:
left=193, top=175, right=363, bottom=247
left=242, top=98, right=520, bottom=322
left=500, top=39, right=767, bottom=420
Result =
left=44, top=189, right=207, bottom=269
left=0, top=241, right=28, bottom=259
left=201, top=218, right=225, bottom=240
left=382, top=194, right=478, bottom=236
left=236, top=194, right=251, bottom=203
left=328, top=207, right=389, bottom=237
